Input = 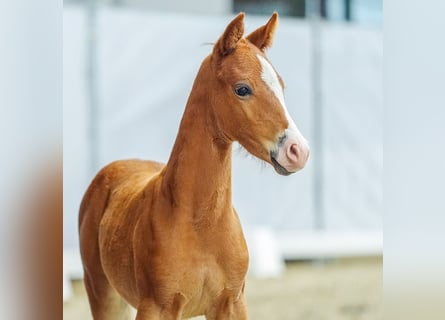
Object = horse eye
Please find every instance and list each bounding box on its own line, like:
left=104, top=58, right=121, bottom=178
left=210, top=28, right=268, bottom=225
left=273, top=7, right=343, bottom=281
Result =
left=235, top=85, right=252, bottom=97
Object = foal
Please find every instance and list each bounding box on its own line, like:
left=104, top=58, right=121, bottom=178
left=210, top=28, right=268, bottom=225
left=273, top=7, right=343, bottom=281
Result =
left=79, top=12, right=309, bottom=320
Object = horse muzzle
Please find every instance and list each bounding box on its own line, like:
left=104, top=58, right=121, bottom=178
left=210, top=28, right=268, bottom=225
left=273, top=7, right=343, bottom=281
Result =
left=270, top=131, right=310, bottom=176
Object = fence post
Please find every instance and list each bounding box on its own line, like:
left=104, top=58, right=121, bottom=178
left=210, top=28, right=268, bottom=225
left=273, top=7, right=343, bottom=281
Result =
left=86, top=0, right=99, bottom=175
left=307, top=0, right=325, bottom=233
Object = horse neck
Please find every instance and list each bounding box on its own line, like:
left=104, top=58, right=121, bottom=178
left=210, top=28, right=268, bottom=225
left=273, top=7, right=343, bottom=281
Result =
left=161, top=58, right=233, bottom=220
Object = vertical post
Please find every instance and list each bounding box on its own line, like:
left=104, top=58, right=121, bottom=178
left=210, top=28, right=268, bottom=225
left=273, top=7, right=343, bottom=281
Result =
left=307, top=0, right=325, bottom=233
left=345, top=0, right=352, bottom=21
left=320, top=0, right=327, bottom=18
left=86, top=0, right=99, bottom=175
left=111, top=0, right=123, bottom=6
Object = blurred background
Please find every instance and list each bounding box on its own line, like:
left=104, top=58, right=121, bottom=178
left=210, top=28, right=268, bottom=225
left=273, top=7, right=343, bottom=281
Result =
left=63, top=0, right=382, bottom=319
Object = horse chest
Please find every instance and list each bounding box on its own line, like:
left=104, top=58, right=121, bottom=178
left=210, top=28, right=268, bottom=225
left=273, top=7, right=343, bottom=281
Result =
left=176, top=249, right=248, bottom=317
left=136, top=216, right=249, bottom=315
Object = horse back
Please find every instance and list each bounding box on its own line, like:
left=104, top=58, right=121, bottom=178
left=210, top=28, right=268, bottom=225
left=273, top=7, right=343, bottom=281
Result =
left=79, top=159, right=164, bottom=228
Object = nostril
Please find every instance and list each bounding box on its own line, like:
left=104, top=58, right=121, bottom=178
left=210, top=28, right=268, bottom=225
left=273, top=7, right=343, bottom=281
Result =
left=290, top=144, right=298, bottom=156
left=287, top=144, right=300, bottom=162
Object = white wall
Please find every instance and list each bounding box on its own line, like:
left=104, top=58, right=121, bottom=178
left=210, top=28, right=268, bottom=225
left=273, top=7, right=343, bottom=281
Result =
left=122, top=0, right=231, bottom=15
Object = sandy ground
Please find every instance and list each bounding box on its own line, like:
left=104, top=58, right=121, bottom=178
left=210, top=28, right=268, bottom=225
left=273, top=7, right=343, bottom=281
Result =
left=64, top=257, right=381, bottom=320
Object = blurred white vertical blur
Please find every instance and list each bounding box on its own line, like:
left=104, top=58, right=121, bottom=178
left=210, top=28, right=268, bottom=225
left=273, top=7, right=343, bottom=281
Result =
left=0, top=0, right=62, bottom=319
left=385, top=0, right=445, bottom=319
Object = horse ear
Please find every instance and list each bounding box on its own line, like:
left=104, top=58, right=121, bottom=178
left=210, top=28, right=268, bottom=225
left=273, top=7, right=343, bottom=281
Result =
left=214, top=13, right=245, bottom=56
left=246, top=12, right=279, bottom=51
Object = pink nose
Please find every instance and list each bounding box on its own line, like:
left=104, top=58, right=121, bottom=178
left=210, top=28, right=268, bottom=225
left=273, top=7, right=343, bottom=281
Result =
left=273, top=136, right=310, bottom=175
left=285, top=143, right=310, bottom=170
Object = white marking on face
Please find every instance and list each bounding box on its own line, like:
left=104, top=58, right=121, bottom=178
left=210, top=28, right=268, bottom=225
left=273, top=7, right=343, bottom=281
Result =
left=257, top=54, right=308, bottom=147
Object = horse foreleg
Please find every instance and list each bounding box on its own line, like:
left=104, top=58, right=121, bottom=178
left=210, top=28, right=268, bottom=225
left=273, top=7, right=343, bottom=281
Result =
left=135, top=293, right=187, bottom=320
left=83, top=269, right=134, bottom=320
left=232, top=294, right=248, bottom=320
left=206, top=289, right=248, bottom=320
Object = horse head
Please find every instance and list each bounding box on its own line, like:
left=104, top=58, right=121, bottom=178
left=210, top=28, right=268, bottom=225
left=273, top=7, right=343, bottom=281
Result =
left=209, top=12, right=310, bottom=175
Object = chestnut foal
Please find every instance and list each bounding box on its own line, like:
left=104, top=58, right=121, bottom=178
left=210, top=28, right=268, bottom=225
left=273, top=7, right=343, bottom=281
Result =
left=79, top=12, right=309, bottom=320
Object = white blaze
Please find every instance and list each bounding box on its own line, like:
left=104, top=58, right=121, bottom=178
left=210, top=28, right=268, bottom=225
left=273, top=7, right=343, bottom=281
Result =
left=256, top=54, right=308, bottom=147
